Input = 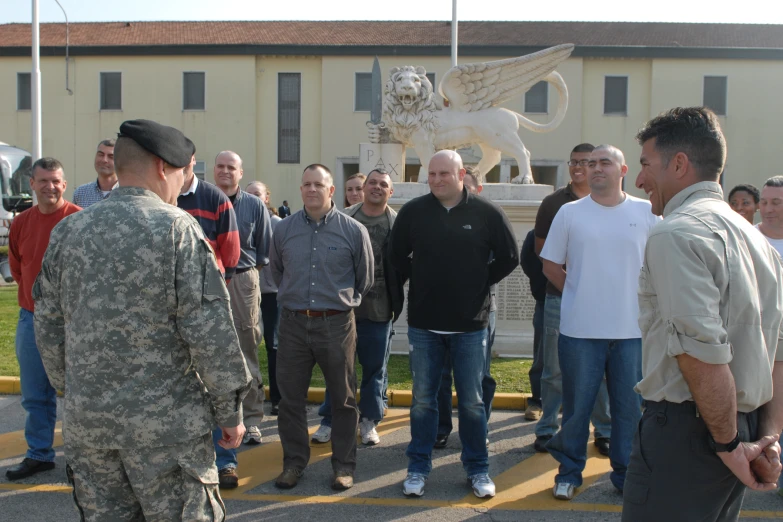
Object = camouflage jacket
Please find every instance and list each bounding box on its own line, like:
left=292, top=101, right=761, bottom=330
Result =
left=33, top=186, right=251, bottom=449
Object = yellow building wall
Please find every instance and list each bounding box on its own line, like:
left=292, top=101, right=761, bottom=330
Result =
left=650, top=59, right=783, bottom=196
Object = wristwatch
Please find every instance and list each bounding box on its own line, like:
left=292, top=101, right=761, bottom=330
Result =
left=708, top=431, right=741, bottom=453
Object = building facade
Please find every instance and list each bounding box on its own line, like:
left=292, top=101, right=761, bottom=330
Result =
left=1, top=21, right=782, bottom=210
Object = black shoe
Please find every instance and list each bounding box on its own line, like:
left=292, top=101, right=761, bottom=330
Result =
left=218, top=467, right=239, bottom=489
left=434, top=433, right=449, bottom=449
left=270, top=403, right=279, bottom=416
left=594, top=437, right=610, bottom=456
left=534, top=435, right=552, bottom=453
left=6, top=458, right=55, bottom=480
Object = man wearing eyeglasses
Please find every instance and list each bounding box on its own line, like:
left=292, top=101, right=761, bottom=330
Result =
left=531, top=143, right=612, bottom=456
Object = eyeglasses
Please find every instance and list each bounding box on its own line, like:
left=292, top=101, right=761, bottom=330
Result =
left=568, top=159, right=590, bottom=167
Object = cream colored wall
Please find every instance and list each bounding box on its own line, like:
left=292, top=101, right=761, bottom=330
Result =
left=0, top=55, right=260, bottom=199
left=255, top=56, right=322, bottom=211
left=2, top=52, right=782, bottom=208
left=650, top=59, right=783, bottom=195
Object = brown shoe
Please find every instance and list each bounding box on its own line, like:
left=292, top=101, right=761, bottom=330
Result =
left=524, top=403, right=543, bottom=421
left=218, top=467, right=238, bottom=489
left=274, top=468, right=303, bottom=489
left=331, top=471, right=354, bottom=490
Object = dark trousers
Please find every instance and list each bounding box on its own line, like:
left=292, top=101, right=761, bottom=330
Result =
left=276, top=308, right=358, bottom=473
left=622, top=400, right=757, bottom=522
left=528, top=299, right=544, bottom=405
left=261, top=292, right=281, bottom=404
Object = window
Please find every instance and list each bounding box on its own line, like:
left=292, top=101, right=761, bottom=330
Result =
left=194, top=161, right=206, bottom=181
left=604, top=76, right=628, bottom=115
left=425, top=72, right=436, bottom=89
left=17, top=73, right=31, bottom=110
left=100, top=72, right=122, bottom=110
left=183, top=72, right=206, bottom=111
left=278, top=73, right=301, bottom=164
left=525, top=81, right=548, bottom=113
left=703, top=76, right=728, bottom=116
left=355, top=73, right=372, bottom=111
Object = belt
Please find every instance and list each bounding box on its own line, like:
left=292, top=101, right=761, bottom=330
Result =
left=292, top=309, right=346, bottom=317
left=235, top=266, right=256, bottom=275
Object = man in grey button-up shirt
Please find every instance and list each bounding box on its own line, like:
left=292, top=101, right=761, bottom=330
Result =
left=269, top=163, right=372, bottom=491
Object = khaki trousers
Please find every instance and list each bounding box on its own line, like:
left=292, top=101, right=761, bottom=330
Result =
left=227, top=268, right=264, bottom=426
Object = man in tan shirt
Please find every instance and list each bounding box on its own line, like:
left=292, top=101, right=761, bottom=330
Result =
left=623, top=106, right=783, bottom=521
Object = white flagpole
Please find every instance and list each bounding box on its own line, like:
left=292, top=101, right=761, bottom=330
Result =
left=451, top=0, right=458, bottom=67
left=32, top=0, right=42, bottom=162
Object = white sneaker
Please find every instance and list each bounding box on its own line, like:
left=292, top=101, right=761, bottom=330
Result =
left=469, top=473, right=496, bottom=498
left=243, top=425, right=262, bottom=445
left=553, top=482, right=575, bottom=500
left=311, top=424, right=331, bottom=443
left=359, top=418, right=380, bottom=446
left=402, top=472, right=427, bottom=497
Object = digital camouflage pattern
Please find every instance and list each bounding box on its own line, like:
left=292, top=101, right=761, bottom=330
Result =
left=33, top=186, right=251, bottom=449
left=67, top=433, right=225, bottom=521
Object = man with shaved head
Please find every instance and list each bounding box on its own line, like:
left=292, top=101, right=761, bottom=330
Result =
left=390, top=150, right=519, bottom=499
left=214, top=152, right=272, bottom=472
left=269, top=163, right=373, bottom=491
left=540, top=145, right=660, bottom=501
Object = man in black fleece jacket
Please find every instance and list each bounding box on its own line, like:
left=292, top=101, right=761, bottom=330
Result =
left=390, top=150, right=518, bottom=499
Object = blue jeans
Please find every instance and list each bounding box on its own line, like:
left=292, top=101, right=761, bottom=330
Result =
left=212, top=426, right=237, bottom=471
left=407, top=327, right=488, bottom=477
left=536, top=295, right=612, bottom=439
left=529, top=299, right=545, bottom=406
left=436, top=311, right=496, bottom=437
left=547, top=335, right=642, bottom=490
left=320, top=318, right=393, bottom=425
left=16, top=308, right=57, bottom=463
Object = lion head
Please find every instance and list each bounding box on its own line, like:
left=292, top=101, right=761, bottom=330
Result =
left=383, top=66, right=440, bottom=144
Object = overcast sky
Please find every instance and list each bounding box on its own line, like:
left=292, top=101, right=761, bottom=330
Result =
left=3, top=0, right=782, bottom=25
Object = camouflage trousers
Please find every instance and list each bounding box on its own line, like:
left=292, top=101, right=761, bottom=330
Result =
left=66, top=432, right=225, bottom=521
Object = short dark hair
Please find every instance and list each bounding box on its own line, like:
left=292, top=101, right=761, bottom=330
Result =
left=31, top=157, right=64, bottom=176
left=98, top=139, right=116, bottom=149
left=764, top=176, right=783, bottom=189
left=463, top=166, right=479, bottom=187
left=571, top=143, right=595, bottom=154
left=303, top=163, right=332, bottom=176
left=636, top=107, right=726, bottom=181
left=728, top=184, right=760, bottom=203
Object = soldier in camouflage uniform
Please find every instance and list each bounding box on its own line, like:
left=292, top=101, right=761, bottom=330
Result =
left=33, top=119, right=251, bottom=522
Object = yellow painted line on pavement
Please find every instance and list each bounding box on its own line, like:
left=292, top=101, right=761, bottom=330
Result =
left=221, top=408, right=411, bottom=498
left=232, top=493, right=452, bottom=508
left=740, top=510, right=783, bottom=519
left=0, top=483, right=71, bottom=493
left=0, top=422, right=63, bottom=461
left=0, top=377, right=20, bottom=395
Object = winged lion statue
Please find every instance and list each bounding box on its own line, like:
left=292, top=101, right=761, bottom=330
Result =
left=368, top=43, right=574, bottom=184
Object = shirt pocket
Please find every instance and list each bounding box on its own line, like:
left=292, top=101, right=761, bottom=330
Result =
left=637, top=266, right=658, bottom=333
left=325, top=245, right=355, bottom=282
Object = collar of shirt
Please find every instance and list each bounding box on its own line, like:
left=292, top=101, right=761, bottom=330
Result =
left=302, top=201, right=338, bottom=225
left=663, top=181, right=723, bottom=218
left=428, top=186, right=470, bottom=209
left=181, top=175, right=199, bottom=196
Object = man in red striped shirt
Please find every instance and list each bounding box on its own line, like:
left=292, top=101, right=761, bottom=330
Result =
left=177, top=154, right=240, bottom=281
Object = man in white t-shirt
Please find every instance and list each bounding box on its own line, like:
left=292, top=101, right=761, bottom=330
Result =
left=757, top=176, right=783, bottom=257
left=540, top=145, right=660, bottom=501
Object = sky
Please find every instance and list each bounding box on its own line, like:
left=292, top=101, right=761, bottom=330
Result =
left=3, top=0, right=783, bottom=25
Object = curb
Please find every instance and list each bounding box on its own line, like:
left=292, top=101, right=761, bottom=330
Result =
left=0, top=378, right=532, bottom=410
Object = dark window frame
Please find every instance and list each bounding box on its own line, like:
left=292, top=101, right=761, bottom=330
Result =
left=99, top=71, right=122, bottom=111
left=183, top=71, right=206, bottom=111
left=525, top=81, right=549, bottom=114
left=278, top=72, right=301, bottom=165
left=17, top=72, right=31, bottom=111
left=603, top=75, right=628, bottom=115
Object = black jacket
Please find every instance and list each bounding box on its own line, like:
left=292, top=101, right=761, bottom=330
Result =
left=343, top=203, right=407, bottom=323
left=390, top=188, right=519, bottom=332
left=520, top=229, right=547, bottom=303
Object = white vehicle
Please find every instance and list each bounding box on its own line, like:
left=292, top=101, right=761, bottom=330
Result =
left=0, top=142, right=33, bottom=282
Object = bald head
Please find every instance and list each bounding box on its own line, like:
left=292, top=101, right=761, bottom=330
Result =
left=215, top=150, right=243, bottom=168
left=592, top=145, right=626, bottom=166
left=429, top=150, right=464, bottom=171
left=428, top=150, right=466, bottom=207
left=214, top=150, right=244, bottom=194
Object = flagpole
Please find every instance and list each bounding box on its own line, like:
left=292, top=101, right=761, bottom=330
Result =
left=451, top=0, right=458, bottom=67
left=32, top=0, right=42, bottom=161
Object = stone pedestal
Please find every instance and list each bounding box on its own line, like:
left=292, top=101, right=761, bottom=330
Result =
left=387, top=182, right=552, bottom=358
left=359, top=143, right=406, bottom=182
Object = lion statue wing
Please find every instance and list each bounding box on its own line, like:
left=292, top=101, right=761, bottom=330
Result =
left=438, top=43, right=575, bottom=113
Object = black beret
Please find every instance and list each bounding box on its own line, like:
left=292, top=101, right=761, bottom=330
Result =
left=118, top=119, right=195, bottom=168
